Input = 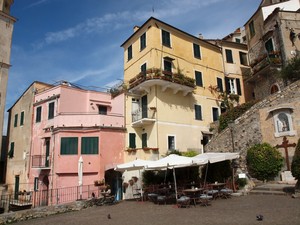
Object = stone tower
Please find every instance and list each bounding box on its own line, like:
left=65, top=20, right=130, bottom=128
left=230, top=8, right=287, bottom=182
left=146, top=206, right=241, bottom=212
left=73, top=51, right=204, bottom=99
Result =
left=0, top=0, right=16, bottom=182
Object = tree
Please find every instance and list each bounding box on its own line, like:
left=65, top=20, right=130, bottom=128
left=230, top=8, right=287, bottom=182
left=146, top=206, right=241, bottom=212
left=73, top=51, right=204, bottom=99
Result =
left=246, top=143, right=284, bottom=181
left=280, top=55, right=300, bottom=82
left=291, top=139, right=300, bottom=190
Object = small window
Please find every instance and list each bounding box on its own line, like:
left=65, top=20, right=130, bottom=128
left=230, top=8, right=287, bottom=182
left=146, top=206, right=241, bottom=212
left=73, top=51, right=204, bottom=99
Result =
left=271, top=84, right=279, bottom=94
left=14, top=114, right=18, bottom=127
left=265, top=38, right=274, bottom=54
left=48, top=102, right=55, bottom=119
left=239, top=52, right=248, bottom=66
left=235, top=38, right=241, bottom=43
left=98, top=105, right=107, bottom=115
left=195, top=71, right=203, bottom=87
left=60, top=137, right=78, bottom=155
left=34, top=177, right=39, bottom=191
left=163, top=59, right=172, bottom=73
left=249, top=20, right=255, bottom=38
left=225, top=49, right=233, bottom=63
left=193, top=43, right=201, bottom=59
left=168, top=136, right=175, bottom=150
left=128, top=45, right=132, bottom=61
left=225, top=77, right=241, bottom=95
left=217, top=77, right=223, bottom=92
left=162, top=29, right=171, bottom=47
left=8, top=142, right=14, bottom=158
left=81, top=137, right=99, bottom=154
left=140, top=33, right=146, bottom=51
left=142, top=133, right=147, bottom=148
left=129, top=133, right=136, bottom=149
left=212, top=107, right=219, bottom=122
left=141, top=63, right=146, bottom=75
left=36, top=106, right=42, bottom=123
left=195, top=105, right=202, bottom=120
left=20, top=111, right=24, bottom=126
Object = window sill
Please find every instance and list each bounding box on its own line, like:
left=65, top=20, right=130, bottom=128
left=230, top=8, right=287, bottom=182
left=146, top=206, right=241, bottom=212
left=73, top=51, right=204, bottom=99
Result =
left=274, top=130, right=297, bottom=138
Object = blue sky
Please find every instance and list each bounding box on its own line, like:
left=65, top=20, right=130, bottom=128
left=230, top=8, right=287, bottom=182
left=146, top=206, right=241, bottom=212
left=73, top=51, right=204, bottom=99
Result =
left=5, top=0, right=261, bottom=131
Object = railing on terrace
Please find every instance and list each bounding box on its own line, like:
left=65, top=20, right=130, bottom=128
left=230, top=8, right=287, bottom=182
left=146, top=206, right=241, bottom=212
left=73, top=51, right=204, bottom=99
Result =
left=250, top=52, right=282, bottom=75
left=0, top=184, right=101, bottom=213
left=128, top=68, right=196, bottom=89
left=132, top=108, right=156, bottom=123
left=32, top=155, right=50, bottom=168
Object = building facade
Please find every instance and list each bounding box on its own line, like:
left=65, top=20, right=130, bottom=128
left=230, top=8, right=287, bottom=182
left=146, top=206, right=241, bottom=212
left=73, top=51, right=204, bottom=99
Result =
left=244, top=0, right=300, bottom=100
left=121, top=17, right=229, bottom=162
left=0, top=0, right=16, bottom=183
left=5, top=82, right=52, bottom=195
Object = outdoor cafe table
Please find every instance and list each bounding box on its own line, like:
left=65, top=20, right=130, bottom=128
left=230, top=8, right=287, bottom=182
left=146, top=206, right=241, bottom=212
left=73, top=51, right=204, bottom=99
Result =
left=210, top=183, right=226, bottom=190
left=183, top=188, right=204, bottom=206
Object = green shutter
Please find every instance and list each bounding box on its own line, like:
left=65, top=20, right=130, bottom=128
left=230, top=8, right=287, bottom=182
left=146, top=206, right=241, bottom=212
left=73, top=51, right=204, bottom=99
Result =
left=129, top=133, right=136, bottom=148
left=142, top=133, right=147, bottom=148
left=36, top=106, right=42, bottom=123
left=61, top=137, right=78, bottom=155
left=225, top=49, right=233, bottom=63
left=14, top=114, right=18, bottom=127
left=217, top=78, right=223, bottom=92
left=81, top=137, right=99, bottom=154
left=195, top=71, right=203, bottom=87
left=20, top=111, right=24, bottom=126
left=195, top=105, right=202, bottom=120
left=193, top=43, right=201, bottom=59
left=48, top=102, right=55, bottom=119
left=8, top=142, right=14, bottom=158
left=236, top=78, right=242, bottom=96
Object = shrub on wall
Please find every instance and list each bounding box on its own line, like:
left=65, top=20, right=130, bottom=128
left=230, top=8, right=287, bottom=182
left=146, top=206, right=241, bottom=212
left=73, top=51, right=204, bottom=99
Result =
left=218, top=100, right=258, bottom=132
left=291, top=139, right=300, bottom=189
left=246, top=143, right=283, bottom=181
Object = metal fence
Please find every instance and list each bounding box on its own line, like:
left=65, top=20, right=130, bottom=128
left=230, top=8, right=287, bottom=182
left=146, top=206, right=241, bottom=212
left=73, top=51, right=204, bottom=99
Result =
left=0, top=184, right=101, bottom=213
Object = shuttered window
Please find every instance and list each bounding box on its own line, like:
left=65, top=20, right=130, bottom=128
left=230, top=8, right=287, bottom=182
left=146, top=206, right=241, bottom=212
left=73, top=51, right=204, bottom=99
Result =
left=140, top=33, right=146, bottom=51
left=14, top=114, right=18, bottom=127
left=60, top=137, right=78, bottom=155
left=195, top=105, right=202, bottom=120
left=217, top=77, right=223, bottom=92
left=225, top=49, right=233, bottom=63
left=128, top=45, right=132, bottom=61
left=129, top=133, right=136, bottom=148
left=193, top=43, right=201, bottom=59
left=48, top=102, right=55, bottom=119
left=81, top=137, right=99, bottom=154
left=36, top=106, right=42, bottom=123
left=142, top=133, right=147, bottom=148
left=20, top=111, right=24, bottom=126
left=162, top=29, right=171, bottom=47
left=195, top=71, right=203, bottom=87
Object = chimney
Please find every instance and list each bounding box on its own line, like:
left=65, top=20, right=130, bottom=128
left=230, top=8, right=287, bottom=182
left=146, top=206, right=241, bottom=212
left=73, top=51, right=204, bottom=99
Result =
left=199, top=33, right=204, bottom=39
left=133, top=26, right=140, bottom=32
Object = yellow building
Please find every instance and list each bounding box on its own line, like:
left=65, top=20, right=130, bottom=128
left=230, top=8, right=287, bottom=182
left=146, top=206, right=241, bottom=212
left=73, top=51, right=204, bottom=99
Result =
left=121, top=17, right=226, bottom=161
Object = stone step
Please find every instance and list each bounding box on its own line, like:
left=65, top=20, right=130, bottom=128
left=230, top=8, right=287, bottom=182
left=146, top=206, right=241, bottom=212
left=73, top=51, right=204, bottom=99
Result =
left=249, top=190, right=288, bottom=196
left=249, top=183, right=295, bottom=196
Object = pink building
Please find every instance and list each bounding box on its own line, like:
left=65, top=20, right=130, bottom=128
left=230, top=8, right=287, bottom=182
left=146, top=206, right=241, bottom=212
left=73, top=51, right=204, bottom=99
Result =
left=29, top=82, right=125, bottom=197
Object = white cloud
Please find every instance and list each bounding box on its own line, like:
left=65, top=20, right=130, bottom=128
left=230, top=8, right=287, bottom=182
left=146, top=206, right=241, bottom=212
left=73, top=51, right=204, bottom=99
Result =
left=27, top=0, right=50, bottom=9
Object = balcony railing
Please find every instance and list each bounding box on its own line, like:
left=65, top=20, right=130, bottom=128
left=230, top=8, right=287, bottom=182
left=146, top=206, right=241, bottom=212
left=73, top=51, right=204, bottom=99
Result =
left=250, top=51, right=282, bottom=75
left=128, top=68, right=196, bottom=90
left=32, top=155, right=50, bottom=168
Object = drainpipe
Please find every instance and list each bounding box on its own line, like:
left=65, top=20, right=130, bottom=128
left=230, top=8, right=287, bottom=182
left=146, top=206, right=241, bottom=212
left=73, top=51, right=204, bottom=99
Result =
left=155, top=86, right=159, bottom=159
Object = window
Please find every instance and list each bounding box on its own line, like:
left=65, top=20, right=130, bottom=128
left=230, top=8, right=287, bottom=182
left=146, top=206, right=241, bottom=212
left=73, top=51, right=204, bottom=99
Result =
left=217, top=77, right=223, bottom=92
left=81, top=137, right=99, bottom=154
left=194, top=105, right=202, bottom=120
left=36, top=106, right=42, bottom=123
left=129, top=133, right=136, bottom=149
left=195, top=71, right=203, bottom=87
left=162, top=29, right=171, bottom=47
left=60, top=137, right=78, bottom=155
left=168, top=136, right=175, bottom=150
left=141, top=63, right=146, bottom=75
left=271, top=84, right=279, bottom=94
left=14, top=114, right=18, bottom=127
left=163, top=59, right=172, bottom=73
left=249, top=20, right=255, bottom=38
left=142, top=133, right=147, bottom=148
left=225, top=77, right=241, bottom=95
left=20, top=111, right=24, bottom=126
left=235, top=38, right=241, bottom=43
left=225, top=49, right=233, bottom=63
left=48, top=102, right=55, bottom=119
left=212, top=107, right=219, bottom=122
left=140, top=33, right=146, bottom=51
left=8, top=142, right=14, bottom=158
left=239, top=52, right=248, bottom=66
left=128, top=45, right=132, bottom=61
left=98, top=105, right=107, bottom=115
left=34, top=177, right=39, bottom=191
left=265, top=38, right=274, bottom=54
left=273, top=110, right=295, bottom=137
left=193, top=43, right=201, bottom=59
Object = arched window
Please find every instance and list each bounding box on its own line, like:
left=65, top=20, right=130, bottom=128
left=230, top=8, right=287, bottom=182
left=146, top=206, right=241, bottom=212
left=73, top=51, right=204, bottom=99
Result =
left=270, top=84, right=279, bottom=94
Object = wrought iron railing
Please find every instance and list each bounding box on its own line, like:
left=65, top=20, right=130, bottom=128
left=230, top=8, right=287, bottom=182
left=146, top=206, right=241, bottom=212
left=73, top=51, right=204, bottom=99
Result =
left=32, top=155, right=50, bottom=168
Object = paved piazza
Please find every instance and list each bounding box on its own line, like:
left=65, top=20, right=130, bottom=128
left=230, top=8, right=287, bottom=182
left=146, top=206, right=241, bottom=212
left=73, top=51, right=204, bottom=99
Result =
left=12, top=195, right=300, bottom=225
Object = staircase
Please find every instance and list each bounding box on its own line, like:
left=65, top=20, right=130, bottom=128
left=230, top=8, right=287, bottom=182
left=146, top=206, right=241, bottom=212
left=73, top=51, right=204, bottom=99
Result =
left=249, top=183, right=295, bottom=196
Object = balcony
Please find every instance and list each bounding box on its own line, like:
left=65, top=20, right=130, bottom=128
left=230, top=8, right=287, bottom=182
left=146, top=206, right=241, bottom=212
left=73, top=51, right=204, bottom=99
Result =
left=32, top=155, right=50, bottom=169
left=248, top=51, right=282, bottom=81
left=128, top=68, right=195, bottom=96
left=131, top=108, right=156, bottom=127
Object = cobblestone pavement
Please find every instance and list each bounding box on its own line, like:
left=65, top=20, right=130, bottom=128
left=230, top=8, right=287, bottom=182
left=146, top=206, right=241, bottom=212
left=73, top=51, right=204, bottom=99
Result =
left=12, top=195, right=300, bottom=225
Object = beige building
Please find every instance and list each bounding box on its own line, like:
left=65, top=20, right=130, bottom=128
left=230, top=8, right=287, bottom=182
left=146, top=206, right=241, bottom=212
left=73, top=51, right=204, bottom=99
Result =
left=5, top=82, right=52, bottom=194
left=0, top=0, right=16, bottom=183
left=121, top=17, right=229, bottom=162
left=244, top=0, right=300, bottom=100
left=222, top=27, right=247, bottom=45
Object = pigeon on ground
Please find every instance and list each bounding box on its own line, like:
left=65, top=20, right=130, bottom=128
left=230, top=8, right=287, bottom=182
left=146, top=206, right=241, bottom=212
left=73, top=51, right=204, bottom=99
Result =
left=107, top=214, right=111, bottom=219
left=256, top=214, right=263, bottom=221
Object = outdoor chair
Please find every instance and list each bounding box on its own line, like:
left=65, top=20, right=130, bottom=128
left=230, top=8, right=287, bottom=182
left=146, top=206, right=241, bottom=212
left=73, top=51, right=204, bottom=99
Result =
left=220, top=188, right=233, bottom=199
left=198, top=194, right=213, bottom=206
left=157, top=195, right=167, bottom=205
left=176, top=196, right=191, bottom=208
left=147, top=193, right=158, bottom=204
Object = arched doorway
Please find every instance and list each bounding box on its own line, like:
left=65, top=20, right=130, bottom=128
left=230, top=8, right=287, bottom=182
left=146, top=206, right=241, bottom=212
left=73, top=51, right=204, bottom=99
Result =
left=105, top=169, right=122, bottom=201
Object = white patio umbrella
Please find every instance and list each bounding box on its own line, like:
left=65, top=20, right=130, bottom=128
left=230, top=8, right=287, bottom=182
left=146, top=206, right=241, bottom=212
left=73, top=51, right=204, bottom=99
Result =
left=78, top=156, right=83, bottom=199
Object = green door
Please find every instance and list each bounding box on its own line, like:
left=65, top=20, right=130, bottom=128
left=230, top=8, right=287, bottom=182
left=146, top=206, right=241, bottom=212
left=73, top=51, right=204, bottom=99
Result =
left=141, top=95, right=148, bottom=118
left=14, top=176, right=20, bottom=199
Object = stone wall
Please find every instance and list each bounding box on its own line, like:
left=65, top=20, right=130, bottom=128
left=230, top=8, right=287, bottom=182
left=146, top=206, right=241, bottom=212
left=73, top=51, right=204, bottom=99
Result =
left=205, top=80, right=300, bottom=173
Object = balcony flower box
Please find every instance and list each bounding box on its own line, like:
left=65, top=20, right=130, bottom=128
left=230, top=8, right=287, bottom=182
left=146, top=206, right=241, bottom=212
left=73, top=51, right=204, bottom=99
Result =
left=126, top=148, right=137, bottom=153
